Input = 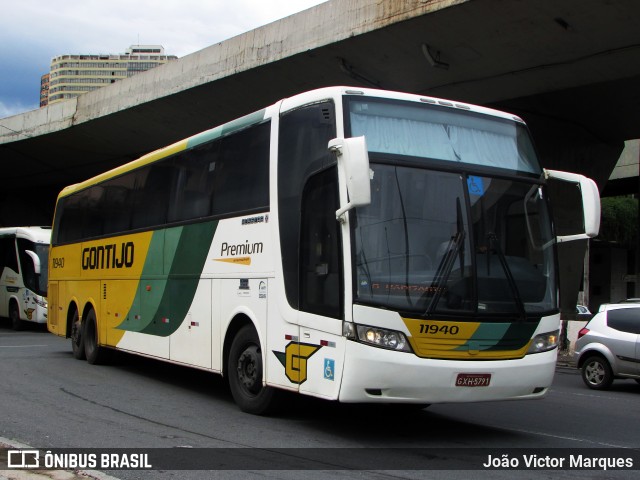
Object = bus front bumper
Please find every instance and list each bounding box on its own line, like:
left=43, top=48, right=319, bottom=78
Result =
left=338, top=340, right=557, bottom=404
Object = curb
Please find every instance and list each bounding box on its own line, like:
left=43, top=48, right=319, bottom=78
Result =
left=557, top=351, right=576, bottom=370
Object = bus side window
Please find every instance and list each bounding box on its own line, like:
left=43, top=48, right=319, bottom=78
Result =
left=16, top=238, right=36, bottom=292
left=55, top=194, right=82, bottom=243
left=0, top=235, right=19, bottom=276
left=102, top=175, right=136, bottom=235
left=278, top=101, right=336, bottom=311
left=215, top=122, right=270, bottom=216
left=300, top=168, right=343, bottom=319
left=131, top=164, right=176, bottom=230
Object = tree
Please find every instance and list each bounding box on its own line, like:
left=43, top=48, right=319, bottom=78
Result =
left=598, top=196, right=638, bottom=246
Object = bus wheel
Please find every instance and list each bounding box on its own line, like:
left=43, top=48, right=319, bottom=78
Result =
left=9, top=302, right=23, bottom=331
left=228, top=325, right=276, bottom=415
left=83, top=309, right=106, bottom=365
left=71, top=310, right=86, bottom=360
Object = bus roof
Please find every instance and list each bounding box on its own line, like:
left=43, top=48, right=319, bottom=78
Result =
left=279, top=86, right=525, bottom=123
left=0, top=226, right=51, bottom=244
left=56, top=86, right=525, bottom=199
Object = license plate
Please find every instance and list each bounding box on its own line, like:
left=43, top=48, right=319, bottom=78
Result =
left=455, top=373, right=491, bottom=387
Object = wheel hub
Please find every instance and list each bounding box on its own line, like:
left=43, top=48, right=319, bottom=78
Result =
left=237, top=346, right=261, bottom=392
left=585, top=362, right=604, bottom=384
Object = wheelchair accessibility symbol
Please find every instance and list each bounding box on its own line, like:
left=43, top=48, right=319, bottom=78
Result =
left=324, top=358, right=335, bottom=381
left=467, top=175, right=485, bottom=196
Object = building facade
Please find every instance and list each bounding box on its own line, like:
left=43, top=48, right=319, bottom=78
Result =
left=43, top=45, right=177, bottom=106
left=40, top=74, right=50, bottom=107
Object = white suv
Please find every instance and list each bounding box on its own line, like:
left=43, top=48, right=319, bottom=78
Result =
left=575, top=304, right=640, bottom=390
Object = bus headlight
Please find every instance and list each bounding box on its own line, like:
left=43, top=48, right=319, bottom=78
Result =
left=527, top=330, right=559, bottom=354
left=34, top=297, right=47, bottom=308
left=345, top=323, right=411, bottom=352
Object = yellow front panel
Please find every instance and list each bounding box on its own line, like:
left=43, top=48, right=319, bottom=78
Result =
left=403, top=317, right=536, bottom=360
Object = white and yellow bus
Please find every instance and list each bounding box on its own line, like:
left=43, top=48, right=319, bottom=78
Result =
left=1, top=226, right=50, bottom=330
left=48, top=87, right=600, bottom=414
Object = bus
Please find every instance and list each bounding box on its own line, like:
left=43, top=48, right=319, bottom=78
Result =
left=0, top=226, right=50, bottom=330
left=47, top=87, right=600, bottom=414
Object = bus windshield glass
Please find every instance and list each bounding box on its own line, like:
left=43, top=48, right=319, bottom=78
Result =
left=347, top=98, right=556, bottom=317
left=353, top=165, right=557, bottom=317
left=35, top=243, right=49, bottom=296
left=17, top=240, right=49, bottom=297
left=348, top=98, right=541, bottom=175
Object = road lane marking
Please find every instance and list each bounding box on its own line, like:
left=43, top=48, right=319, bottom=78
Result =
left=0, top=344, right=49, bottom=348
left=494, top=425, right=631, bottom=448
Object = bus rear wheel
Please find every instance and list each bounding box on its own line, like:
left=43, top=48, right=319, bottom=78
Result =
left=83, top=309, right=107, bottom=365
left=71, top=310, right=85, bottom=360
left=228, top=325, right=277, bottom=415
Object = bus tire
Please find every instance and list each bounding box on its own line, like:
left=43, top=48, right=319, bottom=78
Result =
left=9, top=301, right=23, bottom=331
left=228, top=325, right=277, bottom=415
left=83, top=309, right=107, bottom=365
left=71, top=310, right=86, bottom=360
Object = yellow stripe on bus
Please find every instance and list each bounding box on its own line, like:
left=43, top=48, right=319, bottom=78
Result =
left=49, top=231, right=155, bottom=346
left=58, top=141, right=188, bottom=197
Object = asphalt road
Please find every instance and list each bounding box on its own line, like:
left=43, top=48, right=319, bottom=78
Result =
left=1, top=319, right=638, bottom=480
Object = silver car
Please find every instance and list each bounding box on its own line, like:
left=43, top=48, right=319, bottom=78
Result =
left=575, top=305, right=640, bottom=390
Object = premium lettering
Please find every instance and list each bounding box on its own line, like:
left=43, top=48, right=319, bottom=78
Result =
left=82, top=242, right=134, bottom=270
left=220, top=240, right=263, bottom=257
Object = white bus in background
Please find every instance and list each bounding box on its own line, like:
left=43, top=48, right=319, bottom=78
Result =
left=0, top=226, right=50, bottom=330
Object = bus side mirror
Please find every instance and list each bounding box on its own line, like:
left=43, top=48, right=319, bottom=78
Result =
left=544, top=169, right=601, bottom=243
left=329, top=136, right=371, bottom=222
left=25, top=250, right=41, bottom=275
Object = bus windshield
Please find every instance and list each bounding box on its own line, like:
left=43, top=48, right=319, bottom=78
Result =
left=347, top=98, right=556, bottom=317
left=35, top=243, right=49, bottom=296
left=17, top=240, right=49, bottom=297
left=348, top=97, right=541, bottom=175
left=353, top=165, right=557, bottom=317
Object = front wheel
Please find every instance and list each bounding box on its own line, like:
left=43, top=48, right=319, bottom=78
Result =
left=9, top=302, right=22, bottom=331
left=228, top=325, right=277, bottom=415
left=581, top=355, right=613, bottom=390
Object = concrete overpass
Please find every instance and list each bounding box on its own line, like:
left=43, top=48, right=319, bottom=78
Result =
left=1, top=0, right=639, bottom=310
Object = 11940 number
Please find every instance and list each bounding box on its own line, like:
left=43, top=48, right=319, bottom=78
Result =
left=419, top=324, right=460, bottom=335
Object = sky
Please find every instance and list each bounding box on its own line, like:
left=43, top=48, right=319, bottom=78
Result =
left=0, top=0, right=326, bottom=119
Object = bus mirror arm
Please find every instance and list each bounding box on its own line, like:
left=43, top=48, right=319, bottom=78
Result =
left=25, top=250, right=41, bottom=275
left=544, top=169, right=601, bottom=243
left=329, top=136, right=372, bottom=222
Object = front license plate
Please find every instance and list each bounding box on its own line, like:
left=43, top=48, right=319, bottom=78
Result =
left=455, top=373, right=491, bottom=387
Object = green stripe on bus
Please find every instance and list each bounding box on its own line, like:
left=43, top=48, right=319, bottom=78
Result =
left=186, top=109, right=266, bottom=149
left=454, top=322, right=537, bottom=352
left=117, top=220, right=218, bottom=336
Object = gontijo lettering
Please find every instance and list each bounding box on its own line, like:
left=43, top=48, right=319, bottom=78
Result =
left=82, top=242, right=134, bottom=270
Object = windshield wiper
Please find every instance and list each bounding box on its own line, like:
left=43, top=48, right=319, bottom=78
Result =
left=425, top=199, right=465, bottom=315
left=487, top=232, right=527, bottom=322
